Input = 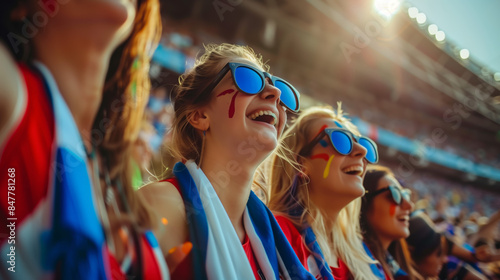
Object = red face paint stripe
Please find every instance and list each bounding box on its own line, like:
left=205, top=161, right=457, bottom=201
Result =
left=389, top=204, right=396, bottom=216
left=228, top=91, right=239, bottom=118
left=310, top=153, right=329, bottom=161
left=216, top=89, right=235, bottom=97
left=310, top=124, right=328, bottom=139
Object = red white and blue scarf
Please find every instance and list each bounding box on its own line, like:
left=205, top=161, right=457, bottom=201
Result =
left=173, top=160, right=314, bottom=280
left=35, top=62, right=110, bottom=279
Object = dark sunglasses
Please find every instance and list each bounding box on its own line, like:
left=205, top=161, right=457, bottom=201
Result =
left=198, top=62, right=300, bottom=112
left=365, top=185, right=411, bottom=205
left=299, top=128, right=379, bottom=163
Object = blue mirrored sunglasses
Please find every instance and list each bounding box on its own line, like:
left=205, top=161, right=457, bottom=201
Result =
left=198, top=62, right=300, bottom=112
left=299, top=127, right=379, bottom=164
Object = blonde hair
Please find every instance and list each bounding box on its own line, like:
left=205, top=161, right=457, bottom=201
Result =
left=268, top=105, right=378, bottom=280
left=169, top=43, right=268, bottom=164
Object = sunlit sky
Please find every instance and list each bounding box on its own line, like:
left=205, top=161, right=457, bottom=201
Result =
left=405, top=0, right=500, bottom=75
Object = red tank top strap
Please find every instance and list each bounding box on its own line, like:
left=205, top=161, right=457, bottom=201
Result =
left=161, top=177, right=182, bottom=197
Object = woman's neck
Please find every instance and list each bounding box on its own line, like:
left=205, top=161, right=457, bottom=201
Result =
left=309, top=192, right=344, bottom=226
left=201, top=151, right=258, bottom=242
left=379, top=236, right=393, bottom=252
left=33, top=27, right=116, bottom=149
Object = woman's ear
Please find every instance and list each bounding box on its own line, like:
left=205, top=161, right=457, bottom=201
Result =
left=188, top=109, right=209, bottom=131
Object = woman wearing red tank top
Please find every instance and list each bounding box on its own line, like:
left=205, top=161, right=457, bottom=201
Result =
left=0, top=0, right=165, bottom=279
left=139, top=43, right=313, bottom=280
left=266, top=106, right=382, bottom=280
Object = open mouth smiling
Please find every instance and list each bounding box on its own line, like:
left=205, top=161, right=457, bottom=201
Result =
left=341, top=165, right=363, bottom=176
left=247, top=110, right=278, bottom=126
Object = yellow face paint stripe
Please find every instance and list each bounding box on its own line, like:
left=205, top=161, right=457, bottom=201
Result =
left=323, top=155, right=335, bottom=179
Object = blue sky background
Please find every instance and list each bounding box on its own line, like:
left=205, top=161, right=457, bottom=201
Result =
left=407, top=0, right=500, bottom=74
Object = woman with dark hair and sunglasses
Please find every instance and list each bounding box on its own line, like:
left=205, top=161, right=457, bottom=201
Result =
left=360, top=165, right=416, bottom=280
left=0, top=0, right=166, bottom=279
left=139, top=43, right=313, bottom=279
left=266, top=105, right=381, bottom=280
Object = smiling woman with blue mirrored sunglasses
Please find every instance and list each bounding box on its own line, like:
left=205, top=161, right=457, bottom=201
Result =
left=198, top=62, right=301, bottom=112
left=139, top=43, right=314, bottom=280
left=267, top=105, right=382, bottom=280
left=299, top=127, right=379, bottom=164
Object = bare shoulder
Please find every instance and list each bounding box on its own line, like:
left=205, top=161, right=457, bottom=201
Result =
left=138, top=180, right=188, bottom=255
left=139, top=180, right=185, bottom=212
left=0, top=42, right=26, bottom=145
